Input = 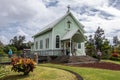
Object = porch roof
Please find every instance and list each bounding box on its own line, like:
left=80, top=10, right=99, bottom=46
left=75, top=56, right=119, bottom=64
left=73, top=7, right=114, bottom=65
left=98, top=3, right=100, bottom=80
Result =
left=61, top=28, right=78, bottom=40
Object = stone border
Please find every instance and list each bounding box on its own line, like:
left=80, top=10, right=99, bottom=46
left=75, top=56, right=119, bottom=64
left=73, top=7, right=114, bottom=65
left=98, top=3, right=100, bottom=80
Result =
left=42, top=66, right=83, bottom=80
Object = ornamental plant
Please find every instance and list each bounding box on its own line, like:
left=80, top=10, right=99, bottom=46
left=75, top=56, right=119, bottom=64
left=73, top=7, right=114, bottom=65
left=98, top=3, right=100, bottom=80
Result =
left=11, top=57, right=36, bottom=75
left=112, top=53, right=119, bottom=57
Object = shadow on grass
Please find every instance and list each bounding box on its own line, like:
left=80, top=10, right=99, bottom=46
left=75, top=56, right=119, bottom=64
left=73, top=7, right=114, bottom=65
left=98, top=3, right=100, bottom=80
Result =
left=0, top=74, right=29, bottom=80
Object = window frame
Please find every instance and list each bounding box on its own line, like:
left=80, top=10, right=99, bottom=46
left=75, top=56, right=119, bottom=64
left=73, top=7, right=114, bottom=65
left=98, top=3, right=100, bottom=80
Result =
left=36, top=41, right=38, bottom=50
left=77, top=43, right=81, bottom=49
left=56, top=35, right=60, bottom=48
left=40, top=40, right=43, bottom=49
left=45, top=38, right=49, bottom=49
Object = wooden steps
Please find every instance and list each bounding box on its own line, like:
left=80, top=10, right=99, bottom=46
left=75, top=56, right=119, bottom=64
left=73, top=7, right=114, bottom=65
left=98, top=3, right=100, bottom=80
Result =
left=51, top=56, right=69, bottom=63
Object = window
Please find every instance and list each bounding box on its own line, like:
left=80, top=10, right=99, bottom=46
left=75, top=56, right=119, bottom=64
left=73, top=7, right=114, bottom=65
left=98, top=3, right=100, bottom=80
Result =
left=78, top=43, right=81, bottom=49
left=56, top=35, right=60, bottom=48
left=36, top=41, right=38, bottom=50
left=67, top=20, right=71, bottom=28
left=46, top=38, right=49, bottom=49
left=40, top=40, right=43, bottom=49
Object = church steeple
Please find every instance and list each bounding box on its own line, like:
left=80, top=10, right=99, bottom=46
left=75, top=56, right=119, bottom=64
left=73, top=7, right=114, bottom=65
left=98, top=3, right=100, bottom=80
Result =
left=67, top=5, right=70, bottom=13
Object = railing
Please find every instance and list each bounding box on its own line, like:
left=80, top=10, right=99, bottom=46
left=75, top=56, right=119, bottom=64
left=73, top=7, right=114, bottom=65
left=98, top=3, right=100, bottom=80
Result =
left=31, top=49, right=65, bottom=56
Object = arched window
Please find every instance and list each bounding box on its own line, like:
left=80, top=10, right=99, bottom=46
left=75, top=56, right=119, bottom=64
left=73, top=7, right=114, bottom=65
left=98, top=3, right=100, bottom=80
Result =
left=56, top=35, right=60, bottom=48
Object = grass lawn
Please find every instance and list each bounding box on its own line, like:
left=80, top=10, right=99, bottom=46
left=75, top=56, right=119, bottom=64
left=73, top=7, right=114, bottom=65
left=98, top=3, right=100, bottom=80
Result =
left=1, top=60, right=120, bottom=80
left=102, top=60, right=120, bottom=64
left=0, top=65, right=77, bottom=80
left=41, top=63, right=120, bottom=80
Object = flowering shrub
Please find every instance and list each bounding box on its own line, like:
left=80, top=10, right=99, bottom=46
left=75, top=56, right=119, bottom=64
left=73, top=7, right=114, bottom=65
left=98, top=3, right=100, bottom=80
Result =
left=110, top=53, right=120, bottom=61
left=112, top=53, right=119, bottom=57
left=11, top=57, right=36, bottom=75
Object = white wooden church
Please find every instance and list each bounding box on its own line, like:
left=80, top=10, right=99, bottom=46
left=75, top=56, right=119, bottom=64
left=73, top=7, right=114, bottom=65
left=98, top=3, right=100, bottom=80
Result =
left=31, top=7, right=86, bottom=57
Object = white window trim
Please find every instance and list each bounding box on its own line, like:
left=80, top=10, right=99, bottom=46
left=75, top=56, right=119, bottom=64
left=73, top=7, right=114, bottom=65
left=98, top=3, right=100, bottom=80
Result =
left=45, top=38, right=49, bottom=49
left=77, top=43, right=81, bottom=49
left=36, top=41, right=38, bottom=50
left=55, top=34, right=61, bottom=49
left=40, top=39, right=43, bottom=50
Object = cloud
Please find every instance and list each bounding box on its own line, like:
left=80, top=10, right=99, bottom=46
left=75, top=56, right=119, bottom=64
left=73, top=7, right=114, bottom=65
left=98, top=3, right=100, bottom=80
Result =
left=17, top=28, right=28, bottom=36
left=0, top=0, right=120, bottom=44
left=0, top=35, right=8, bottom=44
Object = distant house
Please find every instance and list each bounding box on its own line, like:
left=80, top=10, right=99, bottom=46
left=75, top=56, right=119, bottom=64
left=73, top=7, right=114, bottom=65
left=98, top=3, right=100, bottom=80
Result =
left=31, top=10, right=86, bottom=57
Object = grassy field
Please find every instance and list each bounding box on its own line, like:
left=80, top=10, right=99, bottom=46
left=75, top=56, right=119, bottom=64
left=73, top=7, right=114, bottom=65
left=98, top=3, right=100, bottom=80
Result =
left=102, top=60, right=120, bottom=64
left=1, top=60, right=120, bottom=80
left=0, top=66, right=77, bottom=80
left=41, top=63, right=120, bottom=80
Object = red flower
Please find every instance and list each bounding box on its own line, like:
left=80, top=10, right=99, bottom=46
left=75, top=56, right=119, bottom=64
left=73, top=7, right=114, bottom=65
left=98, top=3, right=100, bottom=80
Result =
left=112, top=53, right=119, bottom=57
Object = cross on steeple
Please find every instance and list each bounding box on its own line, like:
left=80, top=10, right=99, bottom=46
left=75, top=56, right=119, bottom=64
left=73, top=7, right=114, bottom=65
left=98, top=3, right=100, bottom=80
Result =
left=67, top=5, right=70, bottom=13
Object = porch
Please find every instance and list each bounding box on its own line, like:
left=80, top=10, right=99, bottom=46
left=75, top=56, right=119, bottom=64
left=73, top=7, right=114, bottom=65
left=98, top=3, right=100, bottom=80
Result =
left=60, top=28, right=86, bottom=56
left=32, top=49, right=64, bottom=56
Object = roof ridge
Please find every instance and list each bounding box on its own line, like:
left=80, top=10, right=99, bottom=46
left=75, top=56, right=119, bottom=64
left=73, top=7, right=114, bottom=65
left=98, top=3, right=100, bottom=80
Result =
left=33, top=12, right=71, bottom=37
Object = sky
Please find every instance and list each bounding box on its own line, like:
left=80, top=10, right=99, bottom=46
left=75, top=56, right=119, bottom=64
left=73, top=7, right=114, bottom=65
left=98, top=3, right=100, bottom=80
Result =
left=0, top=0, right=120, bottom=44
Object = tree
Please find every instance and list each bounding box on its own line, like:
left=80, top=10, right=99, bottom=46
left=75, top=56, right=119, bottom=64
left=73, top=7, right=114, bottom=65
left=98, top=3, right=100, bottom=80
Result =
left=85, top=35, right=95, bottom=56
left=10, top=35, right=25, bottom=50
left=22, top=41, right=32, bottom=49
left=0, top=41, right=4, bottom=47
left=113, top=36, right=119, bottom=46
left=0, top=41, right=5, bottom=54
left=3, top=45, right=17, bottom=54
left=101, top=39, right=111, bottom=59
left=113, top=36, right=120, bottom=53
left=86, top=27, right=112, bottom=59
left=94, top=27, right=105, bottom=51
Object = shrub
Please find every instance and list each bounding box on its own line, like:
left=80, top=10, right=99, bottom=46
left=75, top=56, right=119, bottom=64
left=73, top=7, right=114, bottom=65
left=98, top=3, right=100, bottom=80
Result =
left=112, top=53, right=119, bottom=57
left=110, top=53, right=120, bottom=61
left=110, top=57, right=120, bottom=61
left=11, top=57, right=36, bottom=75
left=0, top=65, right=10, bottom=79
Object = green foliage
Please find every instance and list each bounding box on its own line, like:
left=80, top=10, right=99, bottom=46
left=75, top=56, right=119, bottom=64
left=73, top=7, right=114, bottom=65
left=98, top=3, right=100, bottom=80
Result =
left=3, top=45, right=17, bottom=54
left=101, top=39, right=112, bottom=59
left=0, top=41, right=5, bottom=54
left=9, top=35, right=31, bottom=51
left=85, top=41, right=96, bottom=57
left=110, top=56, right=120, bottom=61
left=113, top=36, right=119, bottom=46
left=110, top=53, right=120, bottom=61
left=94, top=27, right=105, bottom=50
left=86, top=27, right=112, bottom=59
left=0, top=35, right=31, bottom=56
left=0, top=42, right=4, bottom=47
left=0, top=65, right=10, bottom=79
left=10, top=35, right=25, bottom=50
left=0, top=46, right=5, bottom=54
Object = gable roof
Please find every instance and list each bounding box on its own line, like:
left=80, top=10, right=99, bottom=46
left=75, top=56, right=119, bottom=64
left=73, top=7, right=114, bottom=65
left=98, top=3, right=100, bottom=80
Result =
left=33, top=12, right=85, bottom=38
left=61, top=28, right=78, bottom=40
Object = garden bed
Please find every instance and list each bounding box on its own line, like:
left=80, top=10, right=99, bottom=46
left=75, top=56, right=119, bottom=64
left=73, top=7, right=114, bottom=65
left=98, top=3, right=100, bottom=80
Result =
left=66, top=62, right=120, bottom=70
